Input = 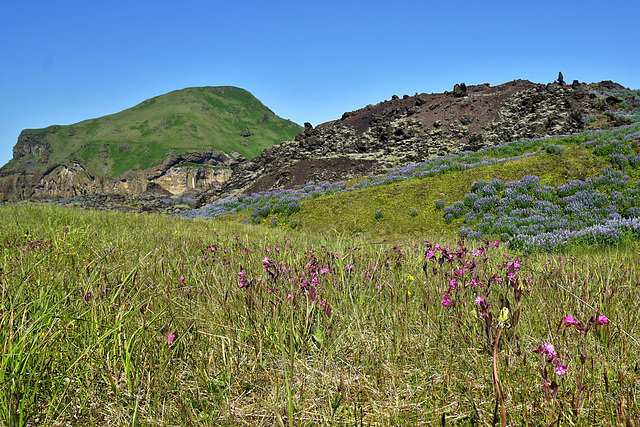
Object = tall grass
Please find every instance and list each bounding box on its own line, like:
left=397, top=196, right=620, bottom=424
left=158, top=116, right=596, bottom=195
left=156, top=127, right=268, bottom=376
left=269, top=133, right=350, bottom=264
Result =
left=1, top=204, right=639, bottom=425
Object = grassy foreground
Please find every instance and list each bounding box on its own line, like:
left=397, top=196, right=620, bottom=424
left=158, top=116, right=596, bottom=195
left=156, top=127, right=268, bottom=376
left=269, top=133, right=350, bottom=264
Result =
left=1, top=204, right=639, bottom=425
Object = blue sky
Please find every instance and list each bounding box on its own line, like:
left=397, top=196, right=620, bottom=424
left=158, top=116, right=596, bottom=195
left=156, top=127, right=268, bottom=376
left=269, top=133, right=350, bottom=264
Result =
left=1, top=0, right=639, bottom=167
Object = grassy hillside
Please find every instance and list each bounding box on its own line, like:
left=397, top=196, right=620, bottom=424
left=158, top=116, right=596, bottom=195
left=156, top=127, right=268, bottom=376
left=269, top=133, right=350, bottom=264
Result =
left=185, top=109, right=640, bottom=253
left=9, top=86, right=302, bottom=178
left=1, top=203, right=639, bottom=424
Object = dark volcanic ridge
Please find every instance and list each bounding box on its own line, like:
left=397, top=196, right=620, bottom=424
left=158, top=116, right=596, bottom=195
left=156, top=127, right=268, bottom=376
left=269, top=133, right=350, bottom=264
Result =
left=199, top=78, right=631, bottom=206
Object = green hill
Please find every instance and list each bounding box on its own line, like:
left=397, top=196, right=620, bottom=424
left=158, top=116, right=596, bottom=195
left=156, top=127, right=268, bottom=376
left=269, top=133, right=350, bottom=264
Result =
left=6, top=86, right=302, bottom=179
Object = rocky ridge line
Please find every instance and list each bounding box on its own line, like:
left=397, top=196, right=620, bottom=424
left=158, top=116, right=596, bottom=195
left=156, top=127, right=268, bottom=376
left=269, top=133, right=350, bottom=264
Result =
left=199, top=78, right=628, bottom=205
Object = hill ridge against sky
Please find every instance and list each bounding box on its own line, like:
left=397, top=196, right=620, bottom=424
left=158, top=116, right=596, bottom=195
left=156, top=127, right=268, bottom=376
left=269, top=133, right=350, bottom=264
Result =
left=2, top=1, right=639, bottom=168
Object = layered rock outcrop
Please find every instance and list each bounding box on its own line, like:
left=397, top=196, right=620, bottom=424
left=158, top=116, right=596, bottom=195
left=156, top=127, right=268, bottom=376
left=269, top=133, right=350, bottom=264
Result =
left=0, top=149, right=235, bottom=201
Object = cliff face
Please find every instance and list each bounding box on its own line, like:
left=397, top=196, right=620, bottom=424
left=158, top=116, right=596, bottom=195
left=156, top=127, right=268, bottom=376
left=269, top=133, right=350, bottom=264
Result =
left=207, top=79, right=629, bottom=201
left=0, top=149, right=236, bottom=200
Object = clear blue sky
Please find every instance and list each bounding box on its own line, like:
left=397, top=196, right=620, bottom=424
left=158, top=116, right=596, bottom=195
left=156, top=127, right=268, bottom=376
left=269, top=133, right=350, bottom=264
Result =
left=2, top=0, right=639, bottom=167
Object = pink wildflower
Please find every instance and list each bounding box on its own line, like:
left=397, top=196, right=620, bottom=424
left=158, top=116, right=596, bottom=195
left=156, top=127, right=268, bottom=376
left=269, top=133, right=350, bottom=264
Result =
left=474, top=296, right=484, bottom=304
left=555, top=364, right=568, bottom=375
left=493, top=240, right=499, bottom=247
left=541, top=343, right=557, bottom=357
left=167, top=333, right=176, bottom=343
left=426, top=250, right=435, bottom=259
left=597, top=315, right=608, bottom=325
left=441, top=296, right=454, bottom=307
left=564, top=315, right=578, bottom=327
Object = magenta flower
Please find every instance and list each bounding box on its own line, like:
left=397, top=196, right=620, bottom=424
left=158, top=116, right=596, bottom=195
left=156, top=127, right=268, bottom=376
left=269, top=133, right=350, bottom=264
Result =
left=441, top=296, right=454, bottom=307
left=167, top=333, right=176, bottom=343
left=493, top=240, right=499, bottom=247
left=262, top=256, right=271, bottom=264
left=426, top=250, right=435, bottom=259
left=564, top=315, right=578, bottom=327
left=474, top=296, right=484, bottom=304
left=555, top=363, right=567, bottom=375
left=597, top=315, right=608, bottom=325
left=449, top=279, right=457, bottom=289
left=541, top=342, right=557, bottom=357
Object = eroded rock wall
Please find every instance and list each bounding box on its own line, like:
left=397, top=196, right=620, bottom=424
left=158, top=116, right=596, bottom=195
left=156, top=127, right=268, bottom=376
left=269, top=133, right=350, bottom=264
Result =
left=0, top=150, right=236, bottom=201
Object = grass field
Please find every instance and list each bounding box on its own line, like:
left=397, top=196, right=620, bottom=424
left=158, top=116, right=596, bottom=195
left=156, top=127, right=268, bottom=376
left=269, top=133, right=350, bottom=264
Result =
left=2, top=85, right=640, bottom=425
left=1, top=204, right=639, bottom=425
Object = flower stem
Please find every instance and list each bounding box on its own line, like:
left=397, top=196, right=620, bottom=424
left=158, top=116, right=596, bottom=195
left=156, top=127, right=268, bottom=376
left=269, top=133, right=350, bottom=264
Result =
left=493, top=329, right=506, bottom=427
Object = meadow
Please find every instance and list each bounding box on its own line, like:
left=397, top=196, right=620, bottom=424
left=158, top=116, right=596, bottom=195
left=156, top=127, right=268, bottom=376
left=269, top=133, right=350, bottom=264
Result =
left=2, top=85, right=640, bottom=425
left=1, top=203, right=639, bottom=425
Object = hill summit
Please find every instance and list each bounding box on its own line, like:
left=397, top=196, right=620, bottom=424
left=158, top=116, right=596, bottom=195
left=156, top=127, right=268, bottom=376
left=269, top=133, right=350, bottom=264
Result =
left=0, top=86, right=302, bottom=201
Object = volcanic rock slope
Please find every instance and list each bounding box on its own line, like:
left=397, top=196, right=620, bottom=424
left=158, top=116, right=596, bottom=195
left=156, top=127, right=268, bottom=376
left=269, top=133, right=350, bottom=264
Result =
left=0, top=86, right=302, bottom=201
left=213, top=79, right=629, bottom=202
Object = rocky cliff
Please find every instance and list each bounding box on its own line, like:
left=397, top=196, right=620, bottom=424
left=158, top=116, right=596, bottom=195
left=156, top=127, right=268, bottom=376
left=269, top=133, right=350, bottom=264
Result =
left=0, top=149, right=236, bottom=200
left=203, top=78, right=629, bottom=204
